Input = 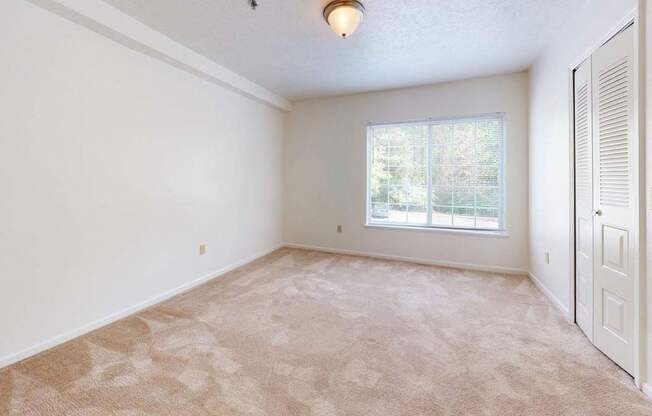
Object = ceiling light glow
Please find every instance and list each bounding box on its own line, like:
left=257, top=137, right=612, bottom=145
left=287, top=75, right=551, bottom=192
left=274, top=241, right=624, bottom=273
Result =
left=323, top=0, right=365, bottom=39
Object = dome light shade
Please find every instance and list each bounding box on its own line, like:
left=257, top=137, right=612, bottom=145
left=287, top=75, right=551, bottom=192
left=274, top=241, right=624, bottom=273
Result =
left=323, top=0, right=365, bottom=39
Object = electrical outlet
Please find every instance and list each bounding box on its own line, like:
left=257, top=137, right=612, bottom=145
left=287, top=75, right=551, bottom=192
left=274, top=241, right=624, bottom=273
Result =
left=199, top=244, right=207, bottom=255
left=337, top=225, right=343, bottom=233
left=545, top=252, right=550, bottom=265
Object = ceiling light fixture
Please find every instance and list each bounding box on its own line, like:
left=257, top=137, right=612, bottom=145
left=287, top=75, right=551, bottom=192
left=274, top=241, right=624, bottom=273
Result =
left=323, top=0, right=365, bottom=39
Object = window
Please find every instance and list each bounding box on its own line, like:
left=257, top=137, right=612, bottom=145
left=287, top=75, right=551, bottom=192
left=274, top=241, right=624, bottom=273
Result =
left=367, top=114, right=505, bottom=231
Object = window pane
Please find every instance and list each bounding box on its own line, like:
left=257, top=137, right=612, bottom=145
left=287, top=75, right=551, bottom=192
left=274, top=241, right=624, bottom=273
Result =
left=453, top=166, right=477, bottom=187
left=453, top=123, right=476, bottom=164
left=412, top=146, right=427, bottom=166
left=397, top=186, right=410, bottom=205
left=476, top=208, right=499, bottom=229
left=371, top=202, right=389, bottom=220
left=388, top=204, right=407, bottom=223
left=430, top=115, right=503, bottom=230
left=371, top=180, right=388, bottom=203
left=477, top=119, right=501, bottom=164
left=407, top=205, right=427, bottom=224
left=478, top=166, right=499, bottom=187
left=476, top=186, right=499, bottom=208
left=369, top=125, right=428, bottom=226
left=388, top=185, right=402, bottom=204
left=409, top=168, right=427, bottom=187
left=432, top=186, right=452, bottom=206
left=409, top=186, right=428, bottom=207
left=432, top=125, right=454, bottom=164
left=388, top=167, right=404, bottom=185
left=431, top=166, right=453, bottom=186
left=453, top=207, right=475, bottom=228
left=369, top=115, right=503, bottom=231
left=453, top=187, right=475, bottom=208
left=432, top=206, right=453, bottom=226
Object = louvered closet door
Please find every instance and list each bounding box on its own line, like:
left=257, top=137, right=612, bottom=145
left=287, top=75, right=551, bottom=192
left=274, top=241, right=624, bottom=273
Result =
left=592, top=24, right=636, bottom=374
left=574, top=58, right=593, bottom=341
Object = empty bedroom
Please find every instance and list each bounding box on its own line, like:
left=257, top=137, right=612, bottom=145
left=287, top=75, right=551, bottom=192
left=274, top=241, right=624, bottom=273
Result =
left=3, top=0, right=652, bottom=414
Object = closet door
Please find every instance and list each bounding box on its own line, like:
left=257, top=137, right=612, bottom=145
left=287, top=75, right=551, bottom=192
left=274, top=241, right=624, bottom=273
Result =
left=592, top=24, right=637, bottom=374
left=574, top=58, right=593, bottom=341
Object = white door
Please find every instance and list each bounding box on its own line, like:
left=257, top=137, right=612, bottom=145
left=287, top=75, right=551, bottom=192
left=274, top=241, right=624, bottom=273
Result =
left=574, top=58, right=593, bottom=341
left=591, top=24, right=637, bottom=375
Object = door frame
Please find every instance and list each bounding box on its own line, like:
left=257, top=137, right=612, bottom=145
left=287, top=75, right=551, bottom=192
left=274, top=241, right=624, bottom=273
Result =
left=567, top=5, right=646, bottom=386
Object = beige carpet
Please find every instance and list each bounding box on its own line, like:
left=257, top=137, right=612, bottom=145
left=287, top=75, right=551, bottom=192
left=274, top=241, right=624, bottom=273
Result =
left=2, top=248, right=651, bottom=415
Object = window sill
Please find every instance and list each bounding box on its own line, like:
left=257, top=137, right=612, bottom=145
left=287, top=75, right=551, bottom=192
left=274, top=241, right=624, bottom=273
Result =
left=364, top=223, right=509, bottom=238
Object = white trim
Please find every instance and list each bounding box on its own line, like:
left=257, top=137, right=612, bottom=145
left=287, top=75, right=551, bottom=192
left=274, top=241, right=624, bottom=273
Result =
left=0, top=243, right=283, bottom=370
left=500, top=112, right=508, bottom=231
left=284, top=243, right=528, bottom=275
left=642, top=383, right=652, bottom=400
left=567, top=61, right=577, bottom=327
left=635, top=0, right=647, bottom=387
left=27, top=0, right=292, bottom=111
left=632, top=2, right=646, bottom=386
left=426, top=122, right=433, bottom=224
left=366, top=126, right=373, bottom=227
left=367, top=112, right=506, bottom=128
left=528, top=272, right=571, bottom=318
left=364, top=223, right=509, bottom=237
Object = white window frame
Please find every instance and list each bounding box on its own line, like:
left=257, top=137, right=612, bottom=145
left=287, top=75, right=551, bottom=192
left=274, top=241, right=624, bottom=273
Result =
left=365, top=113, right=507, bottom=232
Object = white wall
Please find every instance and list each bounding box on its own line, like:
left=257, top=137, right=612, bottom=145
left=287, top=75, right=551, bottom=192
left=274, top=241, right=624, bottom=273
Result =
left=284, top=72, right=529, bottom=273
left=0, top=0, right=284, bottom=366
left=528, top=0, right=637, bottom=315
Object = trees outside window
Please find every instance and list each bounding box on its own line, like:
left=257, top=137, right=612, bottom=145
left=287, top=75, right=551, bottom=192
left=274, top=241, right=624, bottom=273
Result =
left=368, top=114, right=505, bottom=231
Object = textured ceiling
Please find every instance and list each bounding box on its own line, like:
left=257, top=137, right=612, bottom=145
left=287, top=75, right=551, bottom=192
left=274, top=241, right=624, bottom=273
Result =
left=103, top=0, right=587, bottom=100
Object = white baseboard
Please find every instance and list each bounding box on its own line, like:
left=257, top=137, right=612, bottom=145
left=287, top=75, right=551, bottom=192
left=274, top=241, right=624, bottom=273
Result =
left=642, top=383, right=652, bottom=400
left=527, top=272, right=570, bottom=318
left=284, top=243, right=528, bottom=275
left=0, top=243, right=283, bottom=370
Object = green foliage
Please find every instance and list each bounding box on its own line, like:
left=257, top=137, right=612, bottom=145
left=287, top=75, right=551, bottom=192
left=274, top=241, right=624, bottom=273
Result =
left=371, top=125, right=427, bottom=209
